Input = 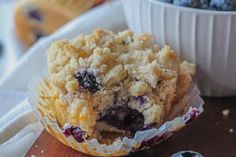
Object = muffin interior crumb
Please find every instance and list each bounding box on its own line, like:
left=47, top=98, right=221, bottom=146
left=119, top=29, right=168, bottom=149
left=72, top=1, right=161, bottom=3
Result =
left=222, top=109, right=230, bottom=117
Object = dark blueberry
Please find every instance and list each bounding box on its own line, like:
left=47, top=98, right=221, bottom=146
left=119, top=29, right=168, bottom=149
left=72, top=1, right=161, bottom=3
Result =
left=28, top=9, right=42, bottom=21
left=63, top=127, right=72, bottom=137
left=173, top=0, right=209, bottom=8
left=135, top=132, right=172, bottom=152
left=71, top=127, right=86, bottom=142
left=63, top=125, right=85, bottom=143
left=74, top=70, right=100, bottom=93
left=210, top=0, right=236, bottom=10
left=182, top=152, right=198, bottom=157
left=134, top=96, right=146, bottom=106
left=0, top=41, right=3, bottom=57
left=34, top=31, right=44, bottom=41
left=160, top=0, right=173, bottom=3
left=171, top=151, right=203, bottom=157
left=101, top=105, right=144, bottom=133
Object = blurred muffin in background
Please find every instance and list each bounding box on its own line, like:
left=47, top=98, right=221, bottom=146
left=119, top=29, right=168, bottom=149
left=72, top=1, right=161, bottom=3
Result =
left=14, top=0, right=103, bottom=47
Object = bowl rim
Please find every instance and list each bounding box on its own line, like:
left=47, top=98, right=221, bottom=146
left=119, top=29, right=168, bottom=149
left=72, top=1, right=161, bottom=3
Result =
left=149, top=0, right=236, bottom=15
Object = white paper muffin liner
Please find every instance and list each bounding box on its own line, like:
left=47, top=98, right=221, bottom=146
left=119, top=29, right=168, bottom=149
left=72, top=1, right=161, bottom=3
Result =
left=28, top=75, right=204, bottom=156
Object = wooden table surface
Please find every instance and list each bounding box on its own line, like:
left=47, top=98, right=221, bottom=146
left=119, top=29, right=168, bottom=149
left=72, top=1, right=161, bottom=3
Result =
left=26, top=98, right=236, bottom=157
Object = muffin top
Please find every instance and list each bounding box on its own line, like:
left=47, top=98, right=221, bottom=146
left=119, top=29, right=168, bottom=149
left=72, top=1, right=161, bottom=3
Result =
left=46, top=28, right=195, bottom=139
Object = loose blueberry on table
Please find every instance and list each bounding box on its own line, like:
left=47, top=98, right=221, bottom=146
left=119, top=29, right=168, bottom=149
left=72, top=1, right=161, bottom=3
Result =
left=171, top=151, right=203, bottom=157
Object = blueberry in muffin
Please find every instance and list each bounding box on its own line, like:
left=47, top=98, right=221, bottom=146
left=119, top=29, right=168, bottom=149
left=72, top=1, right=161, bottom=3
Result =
left=39, top=28, right=195, bottom=143
left=27, top=8, right=42, bottom=21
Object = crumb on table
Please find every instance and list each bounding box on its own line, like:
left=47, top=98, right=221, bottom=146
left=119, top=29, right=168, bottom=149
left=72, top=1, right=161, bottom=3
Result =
left=229, top=128, right=234, bottom=133
left=222, top=109, right=230, bottom=117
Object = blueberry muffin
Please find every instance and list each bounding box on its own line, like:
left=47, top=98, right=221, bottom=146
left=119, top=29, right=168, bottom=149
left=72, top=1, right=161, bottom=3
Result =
left=38, top=28, right=195, bottom=143
left=14, top=0, right=102, bottom=47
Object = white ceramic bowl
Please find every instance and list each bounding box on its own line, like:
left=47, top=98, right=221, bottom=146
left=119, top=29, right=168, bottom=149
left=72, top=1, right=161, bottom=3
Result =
left=122, top=0, right=236, bottom=96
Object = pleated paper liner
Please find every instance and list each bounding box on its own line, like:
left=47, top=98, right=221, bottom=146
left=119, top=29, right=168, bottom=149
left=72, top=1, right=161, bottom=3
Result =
left=28, top=75, right=204, bottom=156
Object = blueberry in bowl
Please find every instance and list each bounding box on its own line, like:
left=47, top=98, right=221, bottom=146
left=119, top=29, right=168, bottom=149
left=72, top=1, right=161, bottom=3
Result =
left=159, top=0, right=236, bottom=10
left=0, top=41, right=3, bottom=57
left=210, top=0, right=236, bottom=10
left=173, top=0, right=209, bottom=9
left=160, top=0, right=174, bottom=3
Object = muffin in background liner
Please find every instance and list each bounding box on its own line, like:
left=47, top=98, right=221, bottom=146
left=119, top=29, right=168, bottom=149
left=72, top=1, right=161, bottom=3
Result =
left=14, top=0, right=104, bottom=47
left=28, top=74, right=204, bottom=156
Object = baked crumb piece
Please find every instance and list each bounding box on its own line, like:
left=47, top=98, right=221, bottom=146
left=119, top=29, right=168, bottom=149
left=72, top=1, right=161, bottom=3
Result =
left=222, top=109, right=230, bottom=117
left=229, top=128, right=234, bottom=133
left=34, top=144, right=38, bottom=148
left=41, top=150, right=44, bottom=154
left=30, top=155, right=36, bottom=157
